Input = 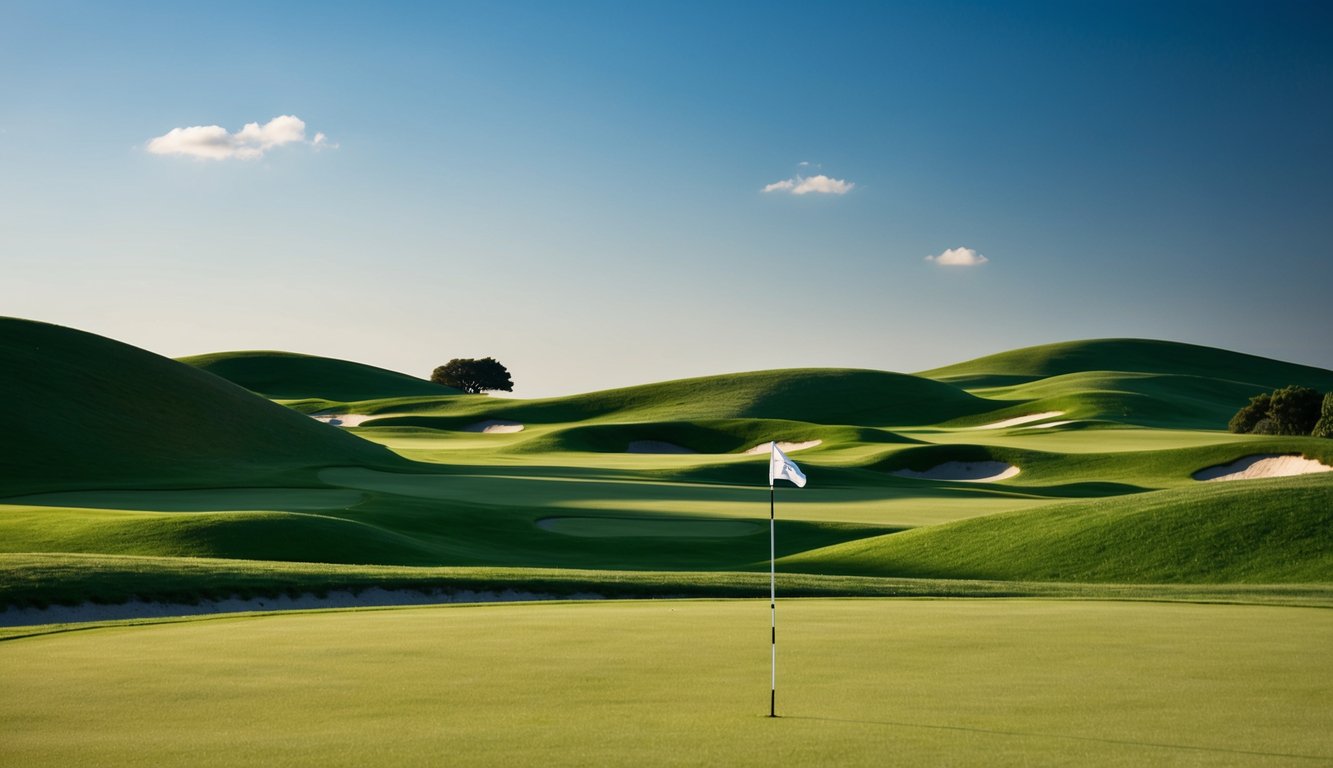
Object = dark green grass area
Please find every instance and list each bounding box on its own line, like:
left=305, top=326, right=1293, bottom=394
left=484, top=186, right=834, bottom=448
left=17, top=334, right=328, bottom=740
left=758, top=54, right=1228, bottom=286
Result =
left=0, top=490, right=897, bottom=571
left=920, top=337, right=1333, bottom=391
left=3, top=554, right=1330, bottom=613
left=0, top=318, right=408, bottom=496
left=180, top=349, right=460, bottom=400
left=782, top=474, right=1333, bottom=583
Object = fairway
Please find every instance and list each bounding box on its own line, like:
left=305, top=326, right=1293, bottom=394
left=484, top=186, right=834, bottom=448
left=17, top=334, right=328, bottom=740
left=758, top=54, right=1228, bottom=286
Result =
left=3, top=599, right=1330, bottom=767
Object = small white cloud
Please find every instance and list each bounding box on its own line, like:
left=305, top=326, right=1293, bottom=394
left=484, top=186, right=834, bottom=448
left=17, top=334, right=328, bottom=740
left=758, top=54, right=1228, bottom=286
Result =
left=926, top=247, right=989, bottom=266
left=762, top=174, right=854, bottom=196
left=146, top=115, right=330, bottom=160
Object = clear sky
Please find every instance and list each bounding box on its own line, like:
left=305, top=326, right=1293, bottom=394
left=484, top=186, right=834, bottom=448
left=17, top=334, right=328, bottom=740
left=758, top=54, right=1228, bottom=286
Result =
left=3, top=1, right=1330, bottom=396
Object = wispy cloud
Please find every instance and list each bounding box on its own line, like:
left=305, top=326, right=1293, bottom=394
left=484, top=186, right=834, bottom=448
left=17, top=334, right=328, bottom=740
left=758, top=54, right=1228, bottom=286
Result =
left=926, top=247, right=989, bottom=266
left=762, top=174, right=854, bottom=196
left=146, top=115, right=331, bottom=160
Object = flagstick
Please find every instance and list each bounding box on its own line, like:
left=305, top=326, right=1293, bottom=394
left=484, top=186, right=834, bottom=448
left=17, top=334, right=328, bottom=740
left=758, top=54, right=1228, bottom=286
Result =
left=769, top=480, right=777, bottom=718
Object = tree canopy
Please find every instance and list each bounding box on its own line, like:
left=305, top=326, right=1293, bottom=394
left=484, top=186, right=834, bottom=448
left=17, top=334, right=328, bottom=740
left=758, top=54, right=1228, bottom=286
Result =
left=431, top=358, right=514, bottom=395
left=1229, top=385, right=1327, bottom=437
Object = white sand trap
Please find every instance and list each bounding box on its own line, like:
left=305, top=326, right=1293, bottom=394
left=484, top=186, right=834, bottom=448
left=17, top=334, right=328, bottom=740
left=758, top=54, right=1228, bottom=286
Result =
left=311, top=413, right=382, bottom=427
left=1026, top=420, right=1076, bottom=429
left=743, top=440, right=823, bottom=455
left=462, top=420, right=525, bottom=434
left=893, top=461, right=1021, bottom=482
left=1193, top=454, right=1333, bottom=482
left=976, top=411, right=1065, bottom=430
left=627, top=441, right=696, bottom=454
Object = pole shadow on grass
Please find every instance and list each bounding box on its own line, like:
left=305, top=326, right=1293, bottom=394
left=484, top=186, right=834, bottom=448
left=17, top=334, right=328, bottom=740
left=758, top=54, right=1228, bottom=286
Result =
left=779, top=716, right=1332, bottom=761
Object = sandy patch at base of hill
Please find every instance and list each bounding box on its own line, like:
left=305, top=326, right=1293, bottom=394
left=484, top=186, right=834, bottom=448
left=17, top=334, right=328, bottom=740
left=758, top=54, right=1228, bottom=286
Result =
left=743, top=440, right=823, bottom=455
left=1193, top=454, right=1333, bottom=482
left=626, top=441, right=696, bottom=454
left=0, top=588, right=606, bottom=628
left=976, top=411, right=1065, bottom=430
left=893, top=461, right=1021, bottom=482
left=311, top=414, right=384, bottom=427
left=462, top=420, right=525, bottom=433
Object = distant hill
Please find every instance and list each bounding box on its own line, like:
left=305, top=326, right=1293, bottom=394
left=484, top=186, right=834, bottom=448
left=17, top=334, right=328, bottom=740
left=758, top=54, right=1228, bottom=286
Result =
left=0, top=318, right=406, bottom=496
left=180, top=351, right=460, bottom=402
left=919, top=338, right=1333, bottom=391
left=367, top=368, right=998, bottom=428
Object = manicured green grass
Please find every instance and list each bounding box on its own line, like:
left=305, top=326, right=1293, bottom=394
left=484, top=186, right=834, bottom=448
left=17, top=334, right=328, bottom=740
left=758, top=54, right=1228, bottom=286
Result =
left=8, top=553, right=1328, bottom=611
left=3, top=599, right=1330, bottom=766
left=180, top=349, right=461, bottom=400
left=920, top=337, right=1333, bottom=391
left=6, top=319, right=1333, bottom=609
left=783, top=474, right=1333, bottom=583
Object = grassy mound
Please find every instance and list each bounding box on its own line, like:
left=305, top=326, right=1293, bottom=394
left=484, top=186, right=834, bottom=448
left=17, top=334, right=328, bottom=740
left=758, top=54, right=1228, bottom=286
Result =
left=180, top=350, right=459, bottom=401
left=782, top=474, right=1333, bottom=583
left=363, top=368, right=996, bottom=428
left=0, top=318, right=405, bottom=495
left=511, top=419, right=914, bottom=454
left=921, top=338, right=1333, bottom=391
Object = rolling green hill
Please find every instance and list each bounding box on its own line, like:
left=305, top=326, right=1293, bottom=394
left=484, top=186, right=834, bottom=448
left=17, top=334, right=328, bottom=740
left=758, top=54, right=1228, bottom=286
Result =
left=920, top=338, right=1333, bottom=391
left=3, top=319, right=1332, bottom=610
left=180, top=350, right=460, bottom=401
left=355, top=368, right=999, bottom=428
left=0, top=318, right=406, bottom=496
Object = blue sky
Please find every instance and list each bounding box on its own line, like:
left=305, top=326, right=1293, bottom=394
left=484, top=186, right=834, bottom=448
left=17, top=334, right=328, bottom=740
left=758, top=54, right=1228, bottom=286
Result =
left=3, top=1, right=1330, bottom=396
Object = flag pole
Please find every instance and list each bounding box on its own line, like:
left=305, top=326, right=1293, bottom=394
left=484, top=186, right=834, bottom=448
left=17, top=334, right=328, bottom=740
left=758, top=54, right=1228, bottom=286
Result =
left=769, top=477, right=777, bottom=718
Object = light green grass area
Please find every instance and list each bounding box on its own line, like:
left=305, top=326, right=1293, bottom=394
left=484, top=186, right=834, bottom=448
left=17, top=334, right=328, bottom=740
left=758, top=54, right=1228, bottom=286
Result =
left=3, top=599, right=1331, bottom=767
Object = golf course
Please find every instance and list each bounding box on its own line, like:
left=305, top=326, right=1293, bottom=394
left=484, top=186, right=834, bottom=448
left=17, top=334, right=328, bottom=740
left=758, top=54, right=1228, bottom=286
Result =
left=2, top=316, right=1331, bottom=765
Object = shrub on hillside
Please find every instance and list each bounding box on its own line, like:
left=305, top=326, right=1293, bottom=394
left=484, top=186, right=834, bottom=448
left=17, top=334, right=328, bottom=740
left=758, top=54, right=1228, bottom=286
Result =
left=1229, top=386, right=1329, bottom=437
left=1228, top=393, right=1272, bottom=434
left=1269, top=385, right=1323, bottom=436
left=1313, top=393, right=1333, bottom=439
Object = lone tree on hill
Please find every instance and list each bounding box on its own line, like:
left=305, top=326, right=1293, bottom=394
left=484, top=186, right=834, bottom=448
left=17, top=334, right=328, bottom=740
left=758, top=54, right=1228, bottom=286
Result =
left=431, top=358, right=514, bottom=394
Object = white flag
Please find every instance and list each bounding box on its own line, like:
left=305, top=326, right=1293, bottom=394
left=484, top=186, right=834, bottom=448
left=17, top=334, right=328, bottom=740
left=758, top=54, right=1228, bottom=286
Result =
left=768, top=442, right=807, bottom=488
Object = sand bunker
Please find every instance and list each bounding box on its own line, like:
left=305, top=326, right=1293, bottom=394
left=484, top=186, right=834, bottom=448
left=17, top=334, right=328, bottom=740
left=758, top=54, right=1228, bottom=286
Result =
left=1193, top=454, right=1333, bottom=482
left=626, top=441, right=696, bottom=454
left=311, top=413, right=382, bottom=427
left=743, top=440, right=823, bottom=455
left=893, top=461, right=1021, bottom=482
left=976, top=411, right=1065, bottom=430
left=462, top=420, right=525, bottom=434
left=1027, top=420, right=1076, bottom=429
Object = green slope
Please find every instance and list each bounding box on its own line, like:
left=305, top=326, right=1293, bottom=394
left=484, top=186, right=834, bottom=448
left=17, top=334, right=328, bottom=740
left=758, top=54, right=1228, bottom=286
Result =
left=180, top=350, right=460, bottom=401
left=781, top=474, right=1333, bottom=583
left=920, top=338, right=1333, bottom=391
left=0, top=318, right=406, bottom=496
left=359, top=368, right=997, bottom=428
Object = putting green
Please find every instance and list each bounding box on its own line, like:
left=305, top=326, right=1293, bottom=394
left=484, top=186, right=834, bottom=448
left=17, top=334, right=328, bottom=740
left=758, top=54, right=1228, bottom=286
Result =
left=2, top=599, right=1329, bottom=767
left=536, top=516, right=762, bottom=538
